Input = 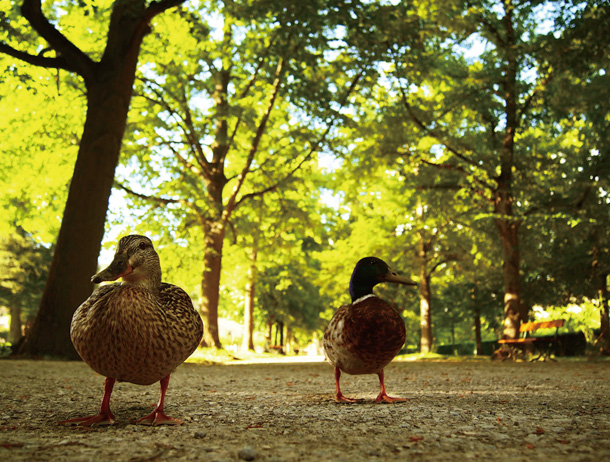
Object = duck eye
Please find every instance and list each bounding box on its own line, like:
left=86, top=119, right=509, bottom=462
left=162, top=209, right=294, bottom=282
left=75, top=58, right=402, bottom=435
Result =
left=138, top=241, right=148, bottom=250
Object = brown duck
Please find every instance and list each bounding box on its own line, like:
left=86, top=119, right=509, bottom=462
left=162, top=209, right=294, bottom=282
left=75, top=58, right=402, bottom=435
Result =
left=60, top=235, right=203, bottom=426
left=323, top=257, right=416, bottom=403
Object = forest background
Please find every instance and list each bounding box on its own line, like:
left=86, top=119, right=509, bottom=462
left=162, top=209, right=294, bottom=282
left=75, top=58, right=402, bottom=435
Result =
left=0, top=0, right=608, bottom=359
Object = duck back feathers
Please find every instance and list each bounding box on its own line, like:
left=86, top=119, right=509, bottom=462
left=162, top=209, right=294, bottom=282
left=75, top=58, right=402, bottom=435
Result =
left=323, top=295, right=406, bottom=375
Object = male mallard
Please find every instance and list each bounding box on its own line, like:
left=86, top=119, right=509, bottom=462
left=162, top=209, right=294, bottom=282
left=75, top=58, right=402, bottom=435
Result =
left=60, top=235, right=203, bottom=426
left=323, top=257, right=416, bottom=403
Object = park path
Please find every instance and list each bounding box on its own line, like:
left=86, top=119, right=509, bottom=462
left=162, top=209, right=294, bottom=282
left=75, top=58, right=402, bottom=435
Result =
left=1, top=357, right=610, bottom=461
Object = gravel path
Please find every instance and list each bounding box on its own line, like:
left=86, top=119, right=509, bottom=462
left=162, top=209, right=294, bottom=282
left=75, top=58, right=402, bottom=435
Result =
left=1, top=358, right=609, bottom=461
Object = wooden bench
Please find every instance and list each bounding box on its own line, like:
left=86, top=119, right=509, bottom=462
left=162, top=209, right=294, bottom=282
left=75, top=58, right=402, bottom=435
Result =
left=497, top=319, right=565, bottom=361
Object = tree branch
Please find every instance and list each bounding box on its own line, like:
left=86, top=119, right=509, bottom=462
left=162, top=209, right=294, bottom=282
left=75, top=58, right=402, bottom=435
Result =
left=0, top=42, right=76, bottom=71
left=114, top=181, right=178, bottom=206
left=139, top=78, right=211, bottom=174
left=224, top=57, right=286, bottom=217
left=144, top=0, right=187, bottom=20
left=397, top=80, right=481, bottom=170
left=235, top=68, right=366, bottom=208
left=418, top=158, right=495, bottom=193
left=20, top=0, right=96, bottom=79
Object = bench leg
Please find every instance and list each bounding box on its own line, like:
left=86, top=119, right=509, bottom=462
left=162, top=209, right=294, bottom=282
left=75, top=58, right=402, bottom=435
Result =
left=530, top=344, right=556, bottom=362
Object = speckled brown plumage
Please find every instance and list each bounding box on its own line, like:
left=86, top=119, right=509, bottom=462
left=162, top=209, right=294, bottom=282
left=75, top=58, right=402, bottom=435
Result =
left=61, top=235, right=203, bottom=426
left=322, top=257, right=416, bottom=403
left=71, top=282, right=203, bottom=386
left=323, top=295, right=406, bottom=376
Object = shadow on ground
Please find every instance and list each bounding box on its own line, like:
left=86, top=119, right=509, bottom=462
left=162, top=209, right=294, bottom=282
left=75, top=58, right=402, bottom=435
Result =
left=1, top=358, right=609, bottom=461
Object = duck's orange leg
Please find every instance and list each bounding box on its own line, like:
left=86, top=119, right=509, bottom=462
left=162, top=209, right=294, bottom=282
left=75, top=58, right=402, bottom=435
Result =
left=134, top=374, right=183, bottom=426
left=334, top=367, right=358, bottom=403
left=375, top=369, right=408, bottom=403
left=59, top=377, right=117, bottom=426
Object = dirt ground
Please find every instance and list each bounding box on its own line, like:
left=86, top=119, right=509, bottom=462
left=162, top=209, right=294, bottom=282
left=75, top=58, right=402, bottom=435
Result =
left=1, top=357, right=610, bottom=461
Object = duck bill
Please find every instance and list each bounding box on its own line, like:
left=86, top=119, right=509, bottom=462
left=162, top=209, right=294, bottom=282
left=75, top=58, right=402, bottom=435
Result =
left=385, top=271, right=417, bottom=286
left=91, top=255, right=133, bottom=284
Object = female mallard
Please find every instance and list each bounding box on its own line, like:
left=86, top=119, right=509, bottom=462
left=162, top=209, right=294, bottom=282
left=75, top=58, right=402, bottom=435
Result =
left=323, top=257, right=416, bottom=403
left=60, top=235, right=203, bottom=426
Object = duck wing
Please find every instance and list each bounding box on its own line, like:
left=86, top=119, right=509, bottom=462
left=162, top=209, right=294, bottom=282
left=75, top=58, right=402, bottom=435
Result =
left=323, top=298, right=405, bottom=374
left=159, top=283, right=204, bottom=364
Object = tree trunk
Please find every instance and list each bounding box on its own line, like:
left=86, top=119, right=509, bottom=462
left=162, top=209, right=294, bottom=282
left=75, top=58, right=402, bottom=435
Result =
left=14, top=0, right=185, bottom=359
left=473, top=305, right=483, bottom=356
left=597, top=272, right=610, bottom=354
left=496, top=1, right=526, bottom=340
left=277, top=321, right=284, bottom=347
left=419, top=274, right=433, bottom=354
left=418, top=232, right=433, bottom=354
left=285, top=324, right=293, bottom=354
left=495, top=201, right=524, bottom=340
left=18, top=76, right=139, bottom=359
left=451, top=319, right=456, bottom=356
left=242, top=245, right=258, bottom=352
left=8, top=305, right=22, bottom=344
left=264, top=318, right=273, bottom=352
left=199, top=222, right=225, bottom=348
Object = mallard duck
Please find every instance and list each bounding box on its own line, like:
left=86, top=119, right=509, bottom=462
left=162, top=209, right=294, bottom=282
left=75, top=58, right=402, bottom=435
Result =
left=323, top=257, right=416, bottom=403
left=60, top=235, right=203, bottom=426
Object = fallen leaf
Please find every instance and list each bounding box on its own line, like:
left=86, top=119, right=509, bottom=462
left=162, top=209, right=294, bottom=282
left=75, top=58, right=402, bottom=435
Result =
left=535, top=427, right=545, bottom=435
left=1, top=442, right=24, bottom=449
left=526, top=443, right=535, bottom=449
left=410, top=436, right=424, bottom=443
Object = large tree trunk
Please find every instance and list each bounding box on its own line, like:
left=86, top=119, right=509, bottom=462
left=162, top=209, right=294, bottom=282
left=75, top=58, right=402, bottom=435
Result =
left=18, top=67, right=141, bottom=359
left=14, top=0, right=185, bottom=359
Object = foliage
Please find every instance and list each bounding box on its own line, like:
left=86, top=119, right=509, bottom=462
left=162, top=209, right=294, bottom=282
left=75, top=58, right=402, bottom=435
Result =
left=0, top=228, right=53, bottom=324
left=0, top=54, right=83, bottom=243
left=1, top=0, right=609, bottom=354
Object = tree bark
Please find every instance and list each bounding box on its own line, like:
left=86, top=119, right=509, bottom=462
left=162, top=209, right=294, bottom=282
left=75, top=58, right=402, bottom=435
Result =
left=18, top=37, right=141, bottom=359
left=8, top=305, right=22, bottom=344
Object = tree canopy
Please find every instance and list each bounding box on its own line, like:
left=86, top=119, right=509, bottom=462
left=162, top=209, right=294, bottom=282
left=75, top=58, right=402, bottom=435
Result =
left=1, top=0, right=608, bottom=356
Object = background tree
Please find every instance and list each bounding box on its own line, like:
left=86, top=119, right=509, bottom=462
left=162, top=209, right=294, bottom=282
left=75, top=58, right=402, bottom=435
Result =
left=112, top=0, right=364, bottom=347
left=380, top=0, right=589, bottom=340
left=529, top=0, right=610, bottom=350
left=0, top=229, right=52, bottom=344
